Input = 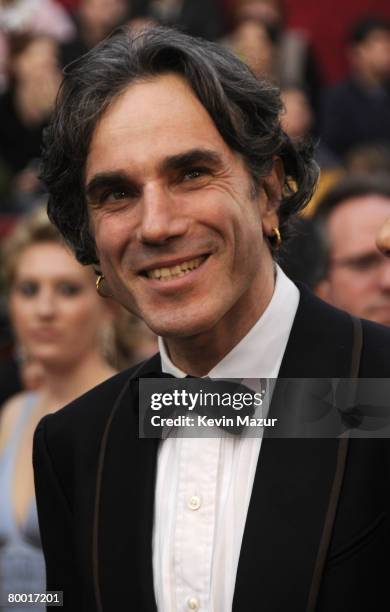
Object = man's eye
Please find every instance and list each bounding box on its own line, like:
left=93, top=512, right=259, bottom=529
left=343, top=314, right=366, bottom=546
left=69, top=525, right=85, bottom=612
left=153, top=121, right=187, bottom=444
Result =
left=99, top=189, right=130, bottom=204
left=183, top=168, right=207, bottom=181
left=111, top=190, right=128, bottom=200
left=350, top=254, right=382, bottom=272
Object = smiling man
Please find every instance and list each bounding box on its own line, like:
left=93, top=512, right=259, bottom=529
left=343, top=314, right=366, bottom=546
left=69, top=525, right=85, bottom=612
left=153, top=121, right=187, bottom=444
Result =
left=85, top=72, right=279, bottom=372
left=33, top=26, right=390, bottom=612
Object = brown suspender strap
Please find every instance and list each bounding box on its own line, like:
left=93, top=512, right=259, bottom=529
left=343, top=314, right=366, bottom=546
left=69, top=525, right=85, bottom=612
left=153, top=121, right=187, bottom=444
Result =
left=350, top=316, right=363, bottom=379
left=305, top=435, right=350, bottom=612
left=306, top=316, right=362, bottom=612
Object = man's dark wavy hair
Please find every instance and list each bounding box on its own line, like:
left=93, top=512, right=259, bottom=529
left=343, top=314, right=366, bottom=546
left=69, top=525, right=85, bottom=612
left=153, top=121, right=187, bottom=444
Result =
left=42, top=25, right=319, bottom=265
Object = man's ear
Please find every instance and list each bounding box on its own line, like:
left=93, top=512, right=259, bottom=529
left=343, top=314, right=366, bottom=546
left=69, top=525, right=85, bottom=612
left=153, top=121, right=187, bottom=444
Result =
left=261, top=157, right=284, bottom=238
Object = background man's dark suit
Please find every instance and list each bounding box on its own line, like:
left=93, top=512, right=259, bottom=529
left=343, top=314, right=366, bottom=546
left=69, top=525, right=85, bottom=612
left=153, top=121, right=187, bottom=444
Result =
left=33, top=287, right=390, bottom=612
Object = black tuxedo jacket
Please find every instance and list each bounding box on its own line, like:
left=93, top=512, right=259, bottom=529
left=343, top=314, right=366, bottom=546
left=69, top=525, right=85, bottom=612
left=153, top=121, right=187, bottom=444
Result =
left=33, top=288, right=390, bottom=612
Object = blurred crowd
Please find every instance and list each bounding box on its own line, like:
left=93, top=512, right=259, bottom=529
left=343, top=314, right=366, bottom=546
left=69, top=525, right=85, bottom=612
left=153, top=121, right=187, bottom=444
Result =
left=0, top=0, right=389, bottom=379
left=0, top=0, right=389, bottom=396
left=0, top=1, right=389, bottom=605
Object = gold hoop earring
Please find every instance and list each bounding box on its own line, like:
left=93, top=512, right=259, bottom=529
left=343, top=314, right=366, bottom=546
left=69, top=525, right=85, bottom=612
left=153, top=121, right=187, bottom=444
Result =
left=96, top=274, right=111, bottom=298
left=272, top=226, right=282, bottom=249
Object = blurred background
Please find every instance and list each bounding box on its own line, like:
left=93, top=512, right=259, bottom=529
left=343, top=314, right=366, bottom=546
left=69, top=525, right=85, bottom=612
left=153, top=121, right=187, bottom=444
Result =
left=0, top=0, right=390, bottom=401
left=0, top=3, right=390, bottom=605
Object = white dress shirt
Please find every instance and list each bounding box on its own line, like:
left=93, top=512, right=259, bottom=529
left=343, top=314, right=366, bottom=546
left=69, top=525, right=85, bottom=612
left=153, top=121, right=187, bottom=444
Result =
left=152, top=266, right=299, bottom=612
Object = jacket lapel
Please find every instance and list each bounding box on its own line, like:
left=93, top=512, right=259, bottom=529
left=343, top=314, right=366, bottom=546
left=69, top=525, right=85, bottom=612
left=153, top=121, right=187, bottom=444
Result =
left=97, top=354, right=162, bottom=612
left=233, top=287, right=354, bottom=611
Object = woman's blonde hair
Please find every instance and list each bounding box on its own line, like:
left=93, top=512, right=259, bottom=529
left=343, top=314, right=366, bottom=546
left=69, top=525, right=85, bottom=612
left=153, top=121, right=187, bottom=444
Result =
left=1, top=207, right=156, bottom=369
left=2, top=207, right=65, bottom=291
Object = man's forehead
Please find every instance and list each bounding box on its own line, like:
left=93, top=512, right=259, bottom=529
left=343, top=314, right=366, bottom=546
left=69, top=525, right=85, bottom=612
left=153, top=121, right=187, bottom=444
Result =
left=85, top=73, right=233, bottom=180
left=89, top=73, right=211, bottom=138
left=328, top=194, right=390, bottom=251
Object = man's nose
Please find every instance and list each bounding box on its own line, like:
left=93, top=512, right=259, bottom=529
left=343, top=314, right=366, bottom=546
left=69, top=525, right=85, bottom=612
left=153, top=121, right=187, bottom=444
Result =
left=136, top=184, right=189, bottom=244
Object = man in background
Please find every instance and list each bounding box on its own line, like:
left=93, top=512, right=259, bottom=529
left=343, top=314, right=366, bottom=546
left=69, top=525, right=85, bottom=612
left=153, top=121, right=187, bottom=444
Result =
left=321, top=16, right=390, bottom=161
left=314, top=174, right=390, bottom=326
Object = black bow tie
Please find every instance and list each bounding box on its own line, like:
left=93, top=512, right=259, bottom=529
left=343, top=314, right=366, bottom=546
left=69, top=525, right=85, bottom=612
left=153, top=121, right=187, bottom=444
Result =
left=136, top=372, right=262, bottom=437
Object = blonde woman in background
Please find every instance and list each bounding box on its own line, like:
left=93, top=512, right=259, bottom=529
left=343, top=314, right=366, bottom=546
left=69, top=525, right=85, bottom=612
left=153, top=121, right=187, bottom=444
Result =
left=0, top=209, right=118, bottom=610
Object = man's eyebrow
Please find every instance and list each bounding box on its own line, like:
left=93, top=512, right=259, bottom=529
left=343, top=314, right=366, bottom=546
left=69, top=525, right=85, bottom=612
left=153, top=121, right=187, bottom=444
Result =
left=160, top=148, right=223, bottom=173
left=85, top=149, right=223, bottom=200
left=85, top=171, right=136, bottom=201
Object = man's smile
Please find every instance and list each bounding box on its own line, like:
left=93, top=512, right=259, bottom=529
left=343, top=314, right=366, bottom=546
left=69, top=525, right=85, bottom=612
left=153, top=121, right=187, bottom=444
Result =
left=139, top=255, right=209, bottom=282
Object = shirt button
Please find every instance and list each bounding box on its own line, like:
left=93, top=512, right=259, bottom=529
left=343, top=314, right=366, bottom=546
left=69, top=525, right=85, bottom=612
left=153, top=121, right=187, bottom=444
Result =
left=188, top=495, right=201, bottom=510
left=187, top=596, right=200, bottom=610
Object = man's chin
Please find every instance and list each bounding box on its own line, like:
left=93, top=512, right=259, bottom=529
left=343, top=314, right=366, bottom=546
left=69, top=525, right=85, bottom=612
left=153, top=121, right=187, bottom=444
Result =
left=144, top=312, right=217, bottom=340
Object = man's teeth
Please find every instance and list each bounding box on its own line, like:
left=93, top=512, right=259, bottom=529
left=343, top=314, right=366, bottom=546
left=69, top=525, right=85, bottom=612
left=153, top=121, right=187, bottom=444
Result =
left=146, top=257, right=203, bottom=280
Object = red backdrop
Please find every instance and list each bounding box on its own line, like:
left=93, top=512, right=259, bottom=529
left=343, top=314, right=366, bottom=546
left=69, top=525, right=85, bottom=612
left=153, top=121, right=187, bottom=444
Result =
left=286, top=0, right=390, bottom=83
